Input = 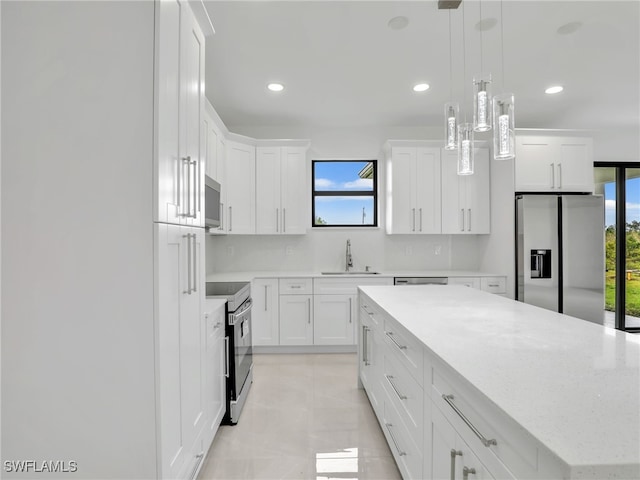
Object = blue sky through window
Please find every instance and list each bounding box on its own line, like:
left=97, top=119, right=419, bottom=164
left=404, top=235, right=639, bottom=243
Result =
left=604, top=177, right=640, bottom=227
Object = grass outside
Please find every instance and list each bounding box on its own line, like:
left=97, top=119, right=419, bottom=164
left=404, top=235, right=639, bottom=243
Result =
left=605, top=272, right=640, bottom=317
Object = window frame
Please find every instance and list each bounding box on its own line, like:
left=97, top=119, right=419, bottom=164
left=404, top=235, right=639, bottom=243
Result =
left=311, top=159, right=378, bottom=228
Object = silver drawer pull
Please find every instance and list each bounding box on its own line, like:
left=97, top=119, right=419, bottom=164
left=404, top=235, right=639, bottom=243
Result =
left=189, top=452, right=204, bottom=480
left=385, top=423, right=406, bottom=456
left=488, top=283, right=499, bottom=287
left=385, top=374, right=407, bottom=400
left=385, top=331, right=407, bottom=350
left=463, top=466, right=477, bottom=480
left=450, top=450, right=462, bottom=480
left=442, top=394, right=497, bottom=447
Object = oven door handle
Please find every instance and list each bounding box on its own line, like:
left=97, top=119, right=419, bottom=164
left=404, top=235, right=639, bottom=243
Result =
left=228, top=298, right=253, bottom=325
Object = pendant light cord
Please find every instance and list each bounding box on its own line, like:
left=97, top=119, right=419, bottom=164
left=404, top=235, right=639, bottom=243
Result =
left=462, top=1, right=467, bottom=122
left=479, top=0, right=483, bottom=74
left=500, top=0, right=505, bottom=90
left=449, top=10, right=453, bottom=102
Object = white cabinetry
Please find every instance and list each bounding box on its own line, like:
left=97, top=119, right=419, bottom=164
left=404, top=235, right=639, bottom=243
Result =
left=441, top=148, right=490, bottom=234
left=279, top=278, right=314, bottom=345
left=448, top=277, right=482, bottom=289
left=156, top=0, right=205, bottom=227
left=224, top=140, right=256, bottom=234
left=252, top=278, right=280, bottom=346
left=313, top=294, right=355, bottom=345
left=515, top=136, right=594, bottom=192
left=156, top=223, right=206, bottom=479
left=204, top=102, right=227, bottom=233
left=256, top=144, right=309, bottom=235
left=202, top=299, right=226, bottom=450
left=386, top=143, right=442, bottom=234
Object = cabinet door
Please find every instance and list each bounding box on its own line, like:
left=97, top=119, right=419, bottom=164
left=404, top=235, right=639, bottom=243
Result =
left=464, top=148, right=490, bottom=234
left=441, top=149, right=464, bottom=234
left=279, top=295, right=313, bottom=345
left=256, top=147, right=281, bottom=234
left=387, top=147, right=417, bottom=234
left=252, top=278, right=280, bottom=345
left=203, top=303, right=225, bottom=449
left=415, top=148, right=442, bottom=234
left=514, top=137, right=555, bottom=192
left=225, top=141, right=256, bottom=234
left=280, top=147, right=308, bottom=234
left=156, top=223, right=205, bottom=478
left=313, top=294, right=355, bottom=345
left=556, top=138, right=594, bottom=192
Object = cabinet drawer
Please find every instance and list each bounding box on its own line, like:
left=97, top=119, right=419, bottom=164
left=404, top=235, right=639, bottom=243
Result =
left=382, top=393, right=423, bottom=480
left=314, top=276, right=392, bottom=295
left=279, top=277, right=313, bottom=294
left=432, top=360, right=538, bottom=479
left=382, top=351, right=423, bottom=450
left=359, top=294, right=383, bottom=330
left=448, top=276, right=481, bottom=289
left=383, top=316, right=423, bottom=384
left=481, top=276, right=507, bottom=294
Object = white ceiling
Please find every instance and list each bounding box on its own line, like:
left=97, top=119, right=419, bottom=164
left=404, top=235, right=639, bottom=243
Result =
left=202, top=1, right=640, bottom=132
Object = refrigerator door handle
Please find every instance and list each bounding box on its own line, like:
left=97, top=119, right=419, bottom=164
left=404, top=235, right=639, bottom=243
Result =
left=550, top=163, right=555, bottom=189
left=557, top=163, right=562, bottom=189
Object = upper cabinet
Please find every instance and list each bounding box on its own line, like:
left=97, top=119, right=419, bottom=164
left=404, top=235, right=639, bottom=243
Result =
left=441, top=147, right=491, bottom=234
left=256, top=144, right=309, bottom=235
left=515, top=135, right=594, bottom=193
left=385, top=142, right=442, bottom=234
left=155, top=0, right=206, bottom=227
left=224, top=140, right=256, bottom=234
left=204, top=103, right=227, bottom=233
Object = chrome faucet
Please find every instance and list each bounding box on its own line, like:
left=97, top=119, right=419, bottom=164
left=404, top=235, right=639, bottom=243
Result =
left=345, top=239, right=353, bottom=272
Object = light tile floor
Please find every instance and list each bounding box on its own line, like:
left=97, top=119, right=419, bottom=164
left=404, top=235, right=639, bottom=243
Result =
left=199, top=353, right=401, bottom=480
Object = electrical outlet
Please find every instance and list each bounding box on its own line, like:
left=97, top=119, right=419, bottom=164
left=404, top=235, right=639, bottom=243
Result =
left=227, top=246, right=235, bottom=256
left=405, top=246, right=413, bottom=256
left=285, top=246, right=294, bottom=256
left=434, top=244, right=442, bottom=255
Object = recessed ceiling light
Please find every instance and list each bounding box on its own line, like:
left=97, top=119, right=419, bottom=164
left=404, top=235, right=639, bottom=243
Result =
left=557, top=21, right=582, bottom=35
left=545, top=85, right=564, bottom=94
left=413, top=83, right=430, bottom=92
left=388, top=16, right=409, bottom=30
left=267, top=83, right=284, bottom=92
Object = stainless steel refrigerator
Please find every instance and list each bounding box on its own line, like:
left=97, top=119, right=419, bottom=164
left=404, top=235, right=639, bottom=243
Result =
left=516, top=195, right=605, bottom=324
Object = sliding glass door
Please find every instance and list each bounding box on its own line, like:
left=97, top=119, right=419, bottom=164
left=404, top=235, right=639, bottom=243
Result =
left=595, top=163, right=640, bottom=332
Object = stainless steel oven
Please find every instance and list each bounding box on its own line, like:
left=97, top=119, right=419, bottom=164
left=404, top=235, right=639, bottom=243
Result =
left=206, top=281, right=253, bottom=425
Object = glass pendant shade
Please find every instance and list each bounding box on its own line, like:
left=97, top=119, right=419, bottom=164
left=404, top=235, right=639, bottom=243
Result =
left=492, top=93, right=515, bottom=160
left=444, top=102, right=459, bottom=150
left=473, top=73, right=492, bottom=132
left=457, top=123, right=475, bottom=175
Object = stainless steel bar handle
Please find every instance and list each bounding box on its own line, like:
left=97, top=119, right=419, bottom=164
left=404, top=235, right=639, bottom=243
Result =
left=228, top=206, right=232, bottom=232
left=460, top=208, right=464, bottom=232
left=276, top=208, right=279, bottom=232
left=463, top=466, right=477, bottom=480
left=419, top=208, right=423, bottom=232
left=264, top=285, right=268, bottom=311
left=362, top=325, right=369, bottom=365
left=467, top=208, right=471, bottom=232
left=412, top=208, right=416, bottom=232
left=385, top=374, right=407, bottom=400
left=185, top=156, right=193, bottom=218
left=179, top=157, right=190, bottom=217
left=191, top=157, right=198, bottom=218
left=220, top=202, right=224, bottom=230
left=183, top=234, right=191, bottom=294
left=224, top=336, right=230, bottom=377
left=450, top=450, right=462, bottom=480
left=283, top=208, right=286, bottom=232
left=307, top=298, right=311, bottom=323
left=348, top=297, right=352, bottom=323
left=385, top=331, right=407, bottom=350
left=385, top=423, right=406, bottom=456
left=550, top=163, right=555, bottom=189
left=443, top=394, right=498, bottom=447
left=191, top=234, right=197, bottom=293
left=189, top=452, right=204, bottom=480
left=557, top=163, right=562, bottom=188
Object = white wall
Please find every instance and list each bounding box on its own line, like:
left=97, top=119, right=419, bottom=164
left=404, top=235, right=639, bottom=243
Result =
left=207, top=125, right=489, bottom=275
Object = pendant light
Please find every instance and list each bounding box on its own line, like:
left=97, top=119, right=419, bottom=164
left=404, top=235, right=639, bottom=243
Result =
left=444, top=11, right=459, bottom=150
left=473, top=0, right=492, bottom=132
left=457, top=1, right=474, bottom=175
left=491, top=0, right=516, bottom=160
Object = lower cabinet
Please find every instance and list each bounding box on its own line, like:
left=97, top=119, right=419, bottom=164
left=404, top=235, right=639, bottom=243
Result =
left=252, top=278, right=280, bottom=345
left=279, top=294, right=314, bottom=345
left=313, top=294, right=356, bottom=345
left=202, top=300, right=226, bottom=451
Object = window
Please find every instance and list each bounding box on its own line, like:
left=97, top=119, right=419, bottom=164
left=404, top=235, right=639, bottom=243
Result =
left=312, top=160, right=377, bottom=227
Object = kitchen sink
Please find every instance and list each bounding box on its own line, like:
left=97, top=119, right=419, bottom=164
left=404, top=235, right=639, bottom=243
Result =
left=321, top=271, right=380, bottom=275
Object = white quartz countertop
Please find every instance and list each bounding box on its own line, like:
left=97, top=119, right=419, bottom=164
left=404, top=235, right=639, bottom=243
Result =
left=206, top=270, right=503, bottom=282
left=359, top=285, right=640, bottom=479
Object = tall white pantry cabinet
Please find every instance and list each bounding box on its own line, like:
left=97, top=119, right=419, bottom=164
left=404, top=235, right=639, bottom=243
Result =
left=2, top=1, right=216, bottom=479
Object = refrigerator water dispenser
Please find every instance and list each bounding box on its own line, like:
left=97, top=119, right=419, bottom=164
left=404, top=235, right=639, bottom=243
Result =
left=531, top=249, right=551, bottom=278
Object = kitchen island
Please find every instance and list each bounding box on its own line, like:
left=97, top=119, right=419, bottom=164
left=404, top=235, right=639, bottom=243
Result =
left=358, top=285, right=640, bottom=480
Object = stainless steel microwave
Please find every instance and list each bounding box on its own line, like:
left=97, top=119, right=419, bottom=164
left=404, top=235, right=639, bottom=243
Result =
left=204, top=175, right=221, bottom=229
